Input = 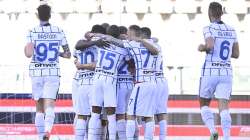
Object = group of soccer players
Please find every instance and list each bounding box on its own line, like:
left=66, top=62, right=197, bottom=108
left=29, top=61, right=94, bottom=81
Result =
left=24, top=1, right=239, bottom=140
left=72, top=21, right=168, bottom=140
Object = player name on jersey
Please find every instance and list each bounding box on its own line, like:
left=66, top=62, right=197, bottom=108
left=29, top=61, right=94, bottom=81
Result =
left=37, top=33, right=57, bottom=40
left=217, top=31, right=232, bottom=37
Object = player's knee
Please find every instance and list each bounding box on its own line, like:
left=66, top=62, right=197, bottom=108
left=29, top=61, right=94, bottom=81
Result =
left=155, top=113, right=167, bottom=121
left=77, top=115, right=88, bottom=120
left=45, top=107, right=55, bottom=117
left=116, top=114, right=125, bottom=120
left=218, top=99, right=229, bottom=112
left=127, top=115, right=136, bottom=120
left=144, top=117, right=153, bottom=123
left=105, top=107, right=116, bottom=115
left=199, top=97, right=211, bottom=107
left=92, top=106, right=102, bottom=114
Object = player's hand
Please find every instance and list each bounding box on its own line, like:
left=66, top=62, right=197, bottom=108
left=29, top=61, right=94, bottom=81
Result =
left=75, top=61, right=83, bottom=70
left=198, top=44, right=205, bottom=52
left=95, top=39, right=110, bottom=48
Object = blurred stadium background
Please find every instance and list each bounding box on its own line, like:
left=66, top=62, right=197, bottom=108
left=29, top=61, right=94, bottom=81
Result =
left=0, top=0, right=249, bottom=139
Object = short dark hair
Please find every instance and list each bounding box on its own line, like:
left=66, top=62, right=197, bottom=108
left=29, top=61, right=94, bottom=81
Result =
left=91, top=25, right=106, bottom=34
left=107, top=25, right=120, bottom=38
left=101, top=23, right=110, bottom=32
left=37, top=4, right=51, bottom=21
left=129, top=25, right=141, bottom=37
left=140, top=27, right=151, bottom=39
left=119, top=26, right=128, bottom=35
left=209, top=2, right=223, bottom=18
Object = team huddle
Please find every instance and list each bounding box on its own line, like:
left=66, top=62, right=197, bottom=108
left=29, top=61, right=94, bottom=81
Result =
left=24, top=2, right=239, bottom=140
left=71, top=23, right=168, bottom=140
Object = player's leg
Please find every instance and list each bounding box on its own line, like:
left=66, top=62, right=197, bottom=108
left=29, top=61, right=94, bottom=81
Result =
left=126, top=84, right=140, bottom=140
left=88, top=106, right=102, bottom=139
left=144, top=117, right=155, bottom=140
left=218, top=99, right=231, bottom=140
left=42, top=76, right=60, bottom=139
left=116, top=83, right=131, bottom=140
left=75, top=115, right=88, bottom=140
left=105, top=107, right=116, bottom=140
left=199, top=77, right=218, bottom=139
left=155, top=114, right=167, bottom=140
left=216, top=77, right=232, bottom=140
left=88, top=79, right=103, bottom=139
left=104, top=80, right=118, bottom=140
left=32, top=77, right=45, bottom=140
left=74, top=84, right=91, bottom=140
left=155, top=79, right=169, bottom=140
left=35, top=99, right=45, bottom=140
left=117, top=114, right=126, bottom=139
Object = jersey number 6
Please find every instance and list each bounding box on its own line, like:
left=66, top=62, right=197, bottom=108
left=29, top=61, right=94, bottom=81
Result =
left=219, top=40, right=230, bottom=60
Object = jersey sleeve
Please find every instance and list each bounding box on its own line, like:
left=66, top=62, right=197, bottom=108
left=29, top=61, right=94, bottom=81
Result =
left=26, top=29, right=34, bottom=43
left=123, top=41, right=133, bottom=61
left=203, top=26, right=213, bottom=39
left=73, top=49, right=77, bottom=58
left=234, top=31, right=238, bottom=43
left=60, top=30, right=68, bottom=46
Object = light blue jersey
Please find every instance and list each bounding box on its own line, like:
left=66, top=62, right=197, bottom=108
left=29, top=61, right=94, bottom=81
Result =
left=124, top=40, right=155, bottom=82
left=94, top=44, right=129, bottom=78
left=202, top=21, right=238, bottom=76
left=117, top=60, right=133, bottom=83
left=73, top=46, right=97, bottom=81
left=27, top=24, right=68, bottom=77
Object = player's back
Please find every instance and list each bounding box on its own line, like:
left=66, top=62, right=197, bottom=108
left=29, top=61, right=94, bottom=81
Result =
left=28, top=24, right=67, bottom=76
left=117, top=60, right=133, bottom=83
left=95, top=44, right=128, bottom=78
left=150, top=41, right=165, bottom=79
left=125, top=40, right=155, bottom=82
left=202, top=22, right=237, bottom=76
left=73, top=46, right=97, bottom=80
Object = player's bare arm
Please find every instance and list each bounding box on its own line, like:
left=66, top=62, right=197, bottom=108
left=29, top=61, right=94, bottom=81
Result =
left=131, top=36, right=159, bottom=55
left=198, top=37, right=214, bottom=53
left=75, top=39, right=109, bottom=50
left=75, top=61, right=96, bottom=70
left=24, top=42, right=34, bottom=58
left=59, top=44, right=71, bottom=58
left=231, top=42, right=239, bottom=58
left=127, top=59, right=136, bottom=76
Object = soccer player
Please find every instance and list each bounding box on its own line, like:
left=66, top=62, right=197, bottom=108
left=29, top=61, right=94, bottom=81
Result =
left=72, top=25, right=100, bottom=140
left=198, top=2, right=239, bottom=140
left=140, top=27, right=169, bottom=140
left=125, top=25, right=159, bottom=140
left=116, top=26, right=134, bottom=140
left=24, top=4, right=71, bottom=140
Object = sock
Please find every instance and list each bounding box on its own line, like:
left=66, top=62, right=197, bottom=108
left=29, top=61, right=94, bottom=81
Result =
left=101, top=120, right=107, bottom=140
left=35, top=112, right=45, bottom=139
left=220, top=110, right=231, bottom=140
left=159, top=120, right=167, bottom=140
left=107, top=114, right=116, bottom=140
left=44, top=107, right=55, bottom=133
left=126, top=120, right=136, bottom=140
left=134, top=119, right=139, bottom=139
left=88, top=113, right=102, bottom=140
left=201, top=106, right=217, bottom=134
left=74, top=119, right=86, bottom=140
left=84, top=118, right=89, bottom=140
left=141, top=120, right=146, bottom=131
left=144, top=121, right=155, bottom=140
left=117, top=119, right=126, bottom=140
